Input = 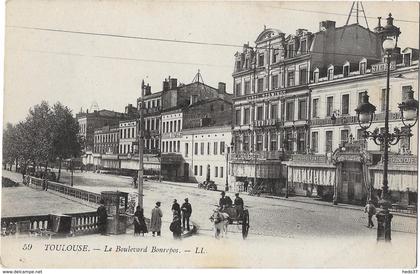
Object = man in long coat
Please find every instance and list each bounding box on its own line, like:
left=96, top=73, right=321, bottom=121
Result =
left=97, top=200, right=108, bottom=235
left=151, top=201, right=163, bottom=236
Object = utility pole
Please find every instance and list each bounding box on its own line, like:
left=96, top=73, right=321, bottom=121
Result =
left=138, top=81, right=145, bottom=208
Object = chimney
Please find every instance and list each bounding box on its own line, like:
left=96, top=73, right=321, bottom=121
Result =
left=319, top=20, right=336, bottom=31
left=218, top=82, right=226, bottom=93
left=170, top=78, right=178, bottom=90
left=163, top=79, right=170, bottom=91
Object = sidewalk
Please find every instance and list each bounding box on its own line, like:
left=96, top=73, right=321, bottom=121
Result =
left=154, top=179, right=417, bottom=219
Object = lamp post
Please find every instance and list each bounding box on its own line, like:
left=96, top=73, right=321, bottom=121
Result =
left=355, top=14, right=418, bottom=241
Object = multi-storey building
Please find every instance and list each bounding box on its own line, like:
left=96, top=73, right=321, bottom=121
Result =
left=182, top=98, right=233, bottom=189
left=230, top=20, right=384, bottom=195
left=284, top=44, right=418, bottom=205
left=93, top=125, right=120, bottom=169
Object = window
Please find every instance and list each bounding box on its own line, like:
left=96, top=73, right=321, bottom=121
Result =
left=214, top=142, right=218, bottom=155
left=243, top=135, right=249, bottom=152
left=271, top=104, right=278, bottom=119
left=272, top=75, right=279, bottom=89
left=256, top=134, right=263, bottom=151
left=299, top=68, right=307, bottom=85
left=173, top=120, right=177, bottom=132
left=235, top=109, right=241, bottom=125
left=257, top=78, right=264, bottom=92
left=244, top=108, right=250, bottom=124
left=235, top=82, right=242, bottom=96
left=206, top=142, right=210, bottom=155
left=169, top=141, right=173, bottom=152
left=270, top=133, right=277, bottom=151
left=236, top=61, right=241, bottom=71
left=170, top=121, right=173, bottom=132
left=220, top=142, right=225, bottom=154
left=312, top=132, right=318, bottom=153
left=381, top=89, right=386, bottom=112
left=326, top=96, right=333, bottom=117
left=313, top=71, right=319, bottom=83
left=200, top=142, right=204, bottom=155
left=220, top=167, right=224, bottom=178
left=258, top=53, right=264, bottom=66
left=343, top=65, right=349, bottom=77
left=328, top=68, right=334, bottom=80
left=341, top=130, right=349, bottom=146
left=215, top=167, right=219, bottom=177
left=326, top=131, right=333, bottom=153
left=123, top=129, right=126, bottom=139
left=244, top=81, right=251, bottom=94
left=272, top=49, right=279, bottom=63
left=297, top=132, right=305, bottom=153
left=199, top=165, right=203, bottom=176
left=194, top=143, right=198, bottom=155
left=194, top=165, right=198, bottom=176
left=287, top=44, right=294, bottom=58
left=312, top=98, right=319, bottom=118
left=402, top=85, right=412, bottom=101
left=286, top=101, right=294, bottom=121
left=360, top=62, right=366, bottom=74
left=298, top=100, right=307, bottom=120
left=403, top=54, right=411, bottom=66
left=342, top=94, right=349, bottom=115
left=177, top=141, right=180, bottom=152
left=178, top=120, right=181, bottom=131
left=300, top=39, right=307, bottom=54
left=287, top=71, right=295, bottom=87
left=257, top=106, right=263, bottom=120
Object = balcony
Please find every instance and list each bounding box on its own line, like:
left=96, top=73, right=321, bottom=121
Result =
left=229, top=151, right=284, bottom=162
left=310, top=112, right=401, bottom=127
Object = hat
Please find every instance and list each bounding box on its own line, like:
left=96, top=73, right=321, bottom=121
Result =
left=173, top=199, right=177, bottom=203
left=221, top=191, right=225, bottom=195
left=235, top=193, right=239, bottom=196
left=156, top=201, right=161, bottom=206
left=185, top=198, right=188, bottom=202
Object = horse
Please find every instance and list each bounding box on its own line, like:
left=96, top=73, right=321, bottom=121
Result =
left=210, top=210, right=230, bottom=239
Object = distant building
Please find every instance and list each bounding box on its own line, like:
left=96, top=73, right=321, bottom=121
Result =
left=93, top=125, right=120, bottom=169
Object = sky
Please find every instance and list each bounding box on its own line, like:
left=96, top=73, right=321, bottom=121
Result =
left=3, top=0, right=419, bottom=125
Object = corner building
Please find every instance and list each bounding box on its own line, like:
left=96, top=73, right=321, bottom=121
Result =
left=231, top=21, right=383, bottom=195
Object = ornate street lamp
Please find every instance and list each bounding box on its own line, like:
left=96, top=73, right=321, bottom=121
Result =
left=355, top=14, right=418, bottom=242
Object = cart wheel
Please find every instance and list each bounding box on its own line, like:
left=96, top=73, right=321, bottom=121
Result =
left=242, top=210, right=249, bottom=239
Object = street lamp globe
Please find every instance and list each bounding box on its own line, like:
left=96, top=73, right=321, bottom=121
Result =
left=382, top=37, right=396, bottom=53
left=399, top=87, right=419, bottom=127
left=355, top=92, right=377, bottom=130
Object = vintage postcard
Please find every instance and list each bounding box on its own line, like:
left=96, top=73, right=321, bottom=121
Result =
left=1, top=0, right=418, bottom=269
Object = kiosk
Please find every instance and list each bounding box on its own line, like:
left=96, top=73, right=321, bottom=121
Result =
left=101, top=191, right=129, bottom=234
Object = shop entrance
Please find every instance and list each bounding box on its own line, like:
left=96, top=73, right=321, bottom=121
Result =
left=341, top=162, right=363, bottom=203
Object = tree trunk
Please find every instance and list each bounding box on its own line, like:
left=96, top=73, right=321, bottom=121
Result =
left=57, top=158, right=62, bottom=182
left=15, top=158, right=18, bottom=172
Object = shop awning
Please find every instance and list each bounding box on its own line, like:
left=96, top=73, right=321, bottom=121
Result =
left=287, top=166, right=336, bottom=186
left=371, top=169, right=417, bottom=192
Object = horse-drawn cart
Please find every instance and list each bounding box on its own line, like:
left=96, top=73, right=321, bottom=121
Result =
left=210, top=206, right=250, bottom=239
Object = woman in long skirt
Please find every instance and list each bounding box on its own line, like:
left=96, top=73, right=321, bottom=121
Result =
left=134, top=206, right=148, bottom=236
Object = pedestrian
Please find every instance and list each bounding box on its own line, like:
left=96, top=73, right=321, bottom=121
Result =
left=244, top=180, right=249, bottom=192
left=234, top=193, right=244, bottom=217
left=172, top=199, right=181, bottom=216
left=42, top=177, right=48, bottom=191
left=150, top=201, right=163, bottom=236
left=170, top=210, right=182, bottom=239
left=364, top=200, right=376, bottom=228
left=134, top=206, right=148, bottom=236
left=181, top=198, right=192, bottom=231
left=97, top=199, right=108, bottom=235
left=219, top=191, right=233, bottom=209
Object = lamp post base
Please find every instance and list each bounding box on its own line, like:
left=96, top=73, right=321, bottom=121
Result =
left=376, top=209, right=393, bottom=241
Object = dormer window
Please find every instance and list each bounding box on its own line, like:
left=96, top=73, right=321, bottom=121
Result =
left=327, top=68, right=334, bottom=80
left=258, top=53, right=264, bottom=67
left=300, top=39, right=307, bottom=54
left=236, top=60, right=241, bottom=71
left=245, top=58, right=249, bottom=69
left=343, top=65, right=349, bottom=77
left=360, top=61, right=367, bottom=75
left=288, top=44, right=294, bottom=58
left=403, top=53, right=411, bottom=66
left=313, top=70, right=319, bottom=83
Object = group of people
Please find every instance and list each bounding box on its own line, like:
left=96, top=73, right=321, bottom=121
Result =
left=97, top=198, right=192, bottom=240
